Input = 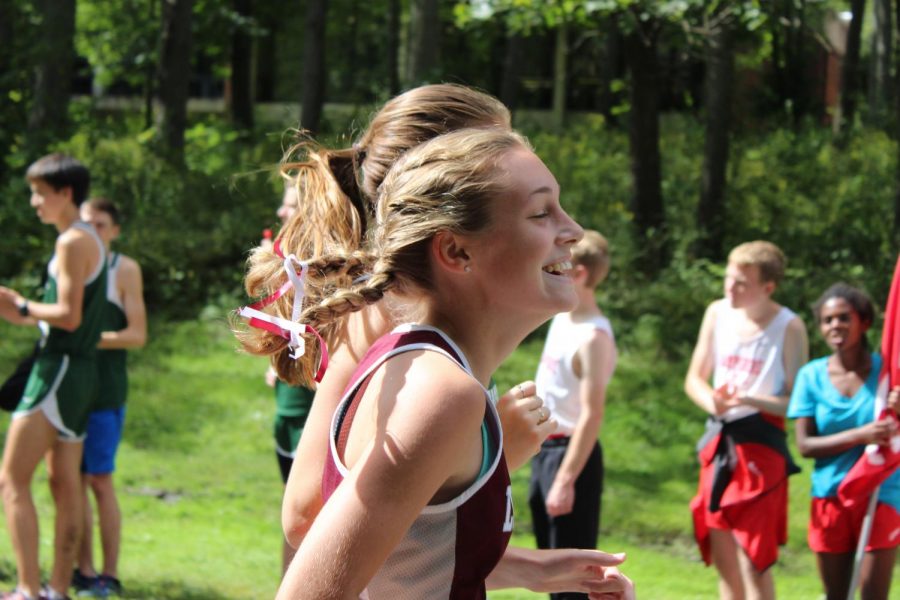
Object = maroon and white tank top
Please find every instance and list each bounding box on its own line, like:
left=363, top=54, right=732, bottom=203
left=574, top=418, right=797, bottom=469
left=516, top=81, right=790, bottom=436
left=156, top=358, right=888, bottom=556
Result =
left=322, top=324, right=513, bottom=600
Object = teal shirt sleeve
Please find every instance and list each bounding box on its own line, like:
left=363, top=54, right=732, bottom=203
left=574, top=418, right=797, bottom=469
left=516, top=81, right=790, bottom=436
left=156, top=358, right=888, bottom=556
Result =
left=787, top=361, right=816, bottom=419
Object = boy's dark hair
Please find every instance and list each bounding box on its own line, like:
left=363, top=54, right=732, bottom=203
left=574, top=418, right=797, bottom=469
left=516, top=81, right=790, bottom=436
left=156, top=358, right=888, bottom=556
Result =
left=813, top=283, right=876, bottom=326
left=26, top=153, right=90, bottom=206
left=84, top=197, right=122, bottom=225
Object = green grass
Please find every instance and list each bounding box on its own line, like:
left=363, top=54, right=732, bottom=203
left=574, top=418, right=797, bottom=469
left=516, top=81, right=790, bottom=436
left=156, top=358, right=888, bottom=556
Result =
left=0, top=315, right=889, bottom=599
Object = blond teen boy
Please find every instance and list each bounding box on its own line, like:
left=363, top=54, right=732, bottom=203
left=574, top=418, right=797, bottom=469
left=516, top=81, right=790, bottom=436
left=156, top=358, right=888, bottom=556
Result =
left=685, top=241, right=808, bottom=600
left=529, top=230, right=617, bottom=600
left=73, top=198, right=146, bottom=598
left=0, top=154, right=106, bottom=600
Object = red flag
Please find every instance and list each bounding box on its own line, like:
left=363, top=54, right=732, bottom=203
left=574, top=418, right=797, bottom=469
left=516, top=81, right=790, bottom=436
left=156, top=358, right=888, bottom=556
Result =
left=838, top=255, right=900, bottom=506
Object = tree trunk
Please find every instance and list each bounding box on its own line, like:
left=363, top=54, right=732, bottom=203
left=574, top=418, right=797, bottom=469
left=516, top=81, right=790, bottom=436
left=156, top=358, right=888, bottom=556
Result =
left=836, top=0, right=867, bottom=135
left=144, top=57, right=155, bottom=130
left=869, top=0, right=892, bottom=121
left=406, top=0, right=440, bottom=85
left=624, top=24, right=665, bottom=273
left=695, top=20, right=735, bottom=261
left=770, top=3, right=786, bottom=108
left=387, top=0, right=400, bottom=95
left=499, top=32, right=525, bottom=113
left=229, top=0, right=254, bottom=131
left=597, top=18, right=623, bottom=122
left=340, top=0, right=359, bottom=99
left=27, top=0, right=76, bottom=155
left=144, top=0, right=157, bottom=130
left=0, top=0, right=19, bottom=180
left=768, top=0, right=812, bottom=123
left=143, top=0, right=158, bottom=129
left=300, top=0, right=327, bottom=134
left=894, top=0, right=900, bottom=238
left=255, top=7, right=277, bottom=102
left=551, top=24, right=568, bottom=131
left=157, top=0, right=194, bottom=165
left=791, top=0, right=814, bottom=121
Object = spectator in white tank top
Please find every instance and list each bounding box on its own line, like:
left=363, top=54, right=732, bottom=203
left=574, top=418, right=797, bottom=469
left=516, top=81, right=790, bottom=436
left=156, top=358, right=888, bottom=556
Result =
left=684, top=240, right=809, bottom=600
left=529, top=230, right=617, bottom=600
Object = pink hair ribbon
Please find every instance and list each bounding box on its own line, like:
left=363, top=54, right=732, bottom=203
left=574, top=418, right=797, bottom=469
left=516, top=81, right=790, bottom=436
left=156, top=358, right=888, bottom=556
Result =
left=237, top=254, right=329, bottom=382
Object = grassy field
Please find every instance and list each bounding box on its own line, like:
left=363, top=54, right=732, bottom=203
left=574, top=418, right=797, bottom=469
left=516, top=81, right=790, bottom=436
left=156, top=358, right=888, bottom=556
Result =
left=0, top=311, right=887, bottom=599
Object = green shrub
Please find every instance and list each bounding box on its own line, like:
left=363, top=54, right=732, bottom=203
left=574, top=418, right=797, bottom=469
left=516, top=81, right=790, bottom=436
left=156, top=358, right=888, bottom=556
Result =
left=2, top=110, right=896, bottom=331
left=523, top=116, right=897, bottom=354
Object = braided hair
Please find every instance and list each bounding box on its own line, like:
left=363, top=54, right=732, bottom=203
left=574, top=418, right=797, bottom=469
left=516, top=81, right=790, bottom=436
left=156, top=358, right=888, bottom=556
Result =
left=239, top=85, right=512, bottom=385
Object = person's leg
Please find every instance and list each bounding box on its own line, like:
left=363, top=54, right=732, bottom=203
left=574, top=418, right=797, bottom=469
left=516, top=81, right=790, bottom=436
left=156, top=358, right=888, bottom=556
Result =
left=78, top=410, right=101, bottom=581
left=79, top=406, right=124, bottom=584
left=709, top=528, right=745, bottom=600
left=528, top=448, right=553, bottom=551
left=554, top=443, right=602, bottom=549
left=78, top=477, right=97, bottom=577
left=45, top=438, right=85, bottom=595
left=547, top=443, right=603, bottom=600
left=735, top=543, right=774, bottom=600
left=859, top=547, right=897, bottom=600
left=814, top=552, right=853, bottom=600
left=88, top=473, right=120, bottom=578
left=0, top=411, right=60, bottom=597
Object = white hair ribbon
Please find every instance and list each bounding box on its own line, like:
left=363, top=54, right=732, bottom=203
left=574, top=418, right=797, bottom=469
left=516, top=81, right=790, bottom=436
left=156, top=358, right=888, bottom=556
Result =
left=236, top=255, right=329, bottom=382
left=284, top=254, right=308, bottom=323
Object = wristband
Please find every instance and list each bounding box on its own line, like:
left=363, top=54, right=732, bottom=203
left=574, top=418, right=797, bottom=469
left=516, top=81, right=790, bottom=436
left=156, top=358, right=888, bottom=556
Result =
left=16, top=299, right=29, bottom=317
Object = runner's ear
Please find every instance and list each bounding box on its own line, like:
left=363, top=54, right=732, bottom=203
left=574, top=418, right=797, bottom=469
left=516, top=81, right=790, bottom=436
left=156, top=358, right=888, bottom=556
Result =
left=431, top=231, right=470, bottom=274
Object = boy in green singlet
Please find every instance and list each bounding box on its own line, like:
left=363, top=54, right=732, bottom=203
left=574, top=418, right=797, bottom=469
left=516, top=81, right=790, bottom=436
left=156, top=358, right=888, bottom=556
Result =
left=72, top=199, right=146, bottom=598
left=0, top=154, right=107, bottom=600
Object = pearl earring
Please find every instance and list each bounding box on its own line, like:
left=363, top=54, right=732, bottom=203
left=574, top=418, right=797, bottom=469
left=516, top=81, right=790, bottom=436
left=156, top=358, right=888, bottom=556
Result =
left=464, top=265, right=471, bottom=272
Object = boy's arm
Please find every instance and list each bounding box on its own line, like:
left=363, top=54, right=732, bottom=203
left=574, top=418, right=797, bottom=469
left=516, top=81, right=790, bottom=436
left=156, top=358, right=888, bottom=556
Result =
left=98, top=257, right=147, bottom=349
left=0, top=231, right=92, bottom=330
left=736, top=316, right=809, bottom=416
left=544, top=330, right=613, bottom=517
left=684, top=301, right=721, bottom=415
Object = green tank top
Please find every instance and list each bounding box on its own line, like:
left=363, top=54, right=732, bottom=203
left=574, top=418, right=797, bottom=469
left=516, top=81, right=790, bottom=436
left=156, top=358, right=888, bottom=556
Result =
left=41, top=222, right=108, bottom=358
left=95, top=252, right=129, bottom=410
left=274, top=379, right=314, bottom=419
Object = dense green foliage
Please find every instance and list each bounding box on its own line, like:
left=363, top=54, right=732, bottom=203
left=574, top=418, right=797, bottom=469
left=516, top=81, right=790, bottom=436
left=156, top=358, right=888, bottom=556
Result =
left=4, top=107, right=895, bottom=332
left=524, top=112, right=895, bottom=356
left=1, top=108, right=289, bottom=313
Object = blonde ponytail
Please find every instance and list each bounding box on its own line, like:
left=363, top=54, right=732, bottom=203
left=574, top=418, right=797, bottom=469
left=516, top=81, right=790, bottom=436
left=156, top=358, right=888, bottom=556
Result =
left=237, top=84, right=512, bottom=385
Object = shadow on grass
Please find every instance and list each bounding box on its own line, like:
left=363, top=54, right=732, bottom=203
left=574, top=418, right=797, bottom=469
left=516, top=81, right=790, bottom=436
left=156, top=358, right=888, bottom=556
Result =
left=122, top=579, right=234, bottom=600
left=0, top=558, right=234, bottom=600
